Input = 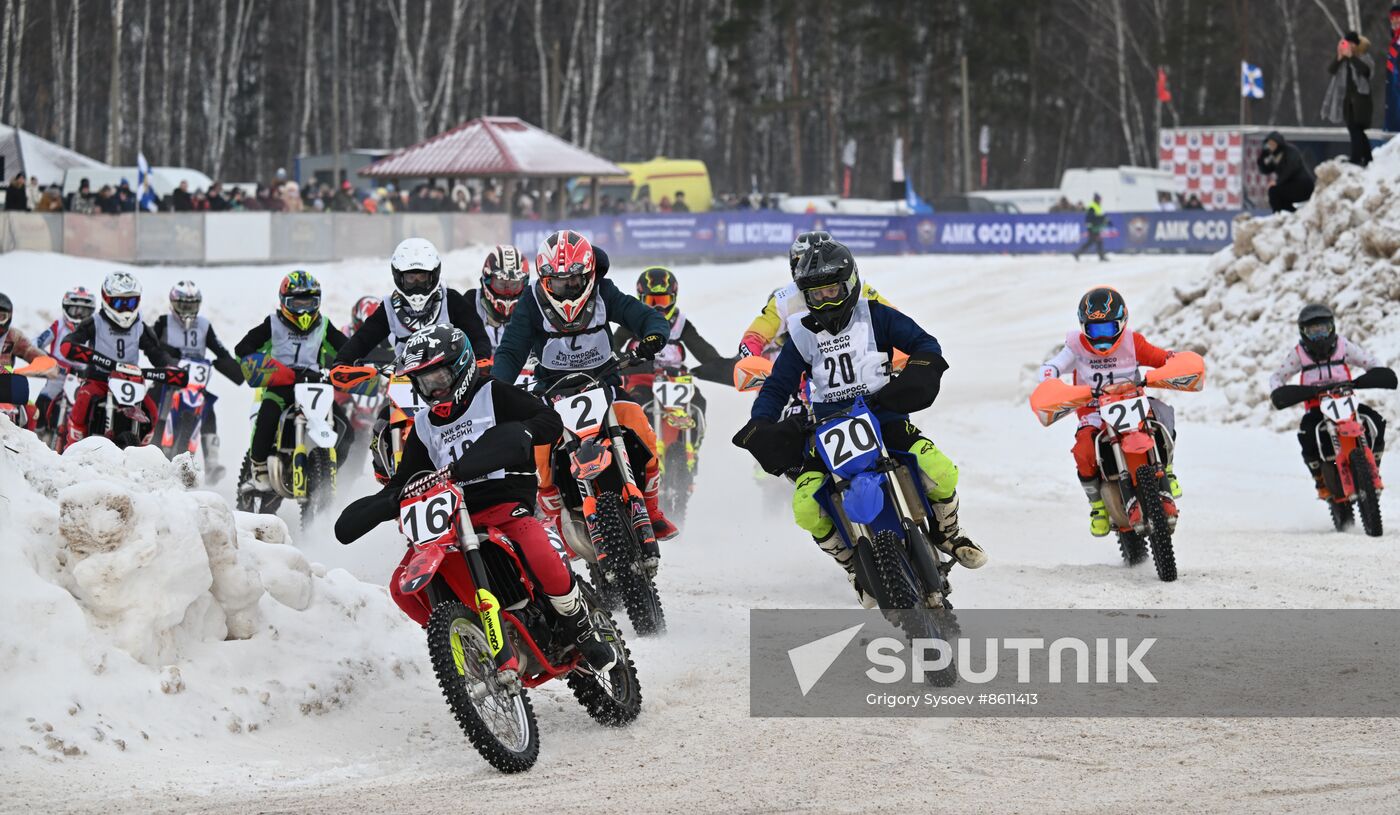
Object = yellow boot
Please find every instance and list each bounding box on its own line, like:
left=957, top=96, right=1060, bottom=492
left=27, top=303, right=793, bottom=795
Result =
left=1164, top=464, right=1182, bottom=498
left=1081, top=477, right=1111, bottom=537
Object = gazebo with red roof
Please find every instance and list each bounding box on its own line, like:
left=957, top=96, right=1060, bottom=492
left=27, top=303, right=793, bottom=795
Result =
left=361, top=116, right=624, bottom=218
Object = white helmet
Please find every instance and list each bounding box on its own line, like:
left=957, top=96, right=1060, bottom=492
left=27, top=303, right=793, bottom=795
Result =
left=101, top=272, right=143, bottom=329
left=389, top=237, right=443, bottom=314
left=169, top=280, right=202, bottom=329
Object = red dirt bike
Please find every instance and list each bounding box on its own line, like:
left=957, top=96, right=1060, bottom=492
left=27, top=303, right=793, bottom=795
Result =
left=1271, top=368, right=1395, bottom=536
left=1030, top=352, right=1206, bottom=582
left=394, top=470, right=641, bottom=773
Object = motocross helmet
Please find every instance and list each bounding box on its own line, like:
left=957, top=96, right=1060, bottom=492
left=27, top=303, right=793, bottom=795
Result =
left=789, top=230, right=835, bottom=274
left=169, top=280, right=203, bottom=329
left=351, top=295, right=381, bottom=333
left=278, top=270, right=323, bottom=333
left=389, top=237, right=444, bottom=317
left=1078, top=286, right=1127, bottom=355
left=395, top=324, right=477, bottom=405
left=61, top=287, right=97, bottom=327
left=637, top=266, right=679, bottom=323
left=794, top=240, right=860, bottom=335
left=535, top=230, right=598, bottom=332
left=0, top=292, right=10, bottom=334
left=1298, top=303, right=1338, bottom=360
left=481, top=245, right=529, bottom=324
left=100, top=272, right=143, bottom=329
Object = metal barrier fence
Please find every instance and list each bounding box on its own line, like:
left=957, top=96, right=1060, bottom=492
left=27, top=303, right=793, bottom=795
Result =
left=0, top=212, right=512, bottom=264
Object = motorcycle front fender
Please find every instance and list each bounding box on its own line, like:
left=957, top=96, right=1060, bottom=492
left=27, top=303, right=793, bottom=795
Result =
left=302, top=407, right=339, bottom=449
left=399, top=544, right=449, bottom=595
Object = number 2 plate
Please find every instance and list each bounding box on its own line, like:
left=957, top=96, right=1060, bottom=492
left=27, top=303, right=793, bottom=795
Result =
left=555, top=387, right=608, bottom=434
left=1099, top=395, right=1151, bottom=433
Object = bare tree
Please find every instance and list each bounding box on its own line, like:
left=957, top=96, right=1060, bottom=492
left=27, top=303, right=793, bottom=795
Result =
left=135, top=0, right=151, bottom=153
left=176, top=0, right=192, bottom=164
left=106, top=0, right=122, bottom=162
left=8, top=0, right=26, bottom=128
left=298, top=0, right=318, bottom=155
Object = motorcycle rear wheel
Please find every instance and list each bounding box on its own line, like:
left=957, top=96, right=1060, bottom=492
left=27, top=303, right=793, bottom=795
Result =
left=1351, top=448, right=1384, bottom=538
left=1134, top=464, right=1178, bottom=582
left=426, top=600, right=539, bottom=773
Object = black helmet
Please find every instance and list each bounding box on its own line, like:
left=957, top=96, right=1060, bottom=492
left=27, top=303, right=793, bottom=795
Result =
left=0, top=292, right=11, bottom=334
left=1078, top=286, right=1127, bottom=354
left=794, top=240, right=860, bottom=335
left=395, top=324, right=477, bottom=404
left=1298, top=303, right=1337, bottom=360
left=789, top=230, right=835, bottom=274
left=637, top=266, right=679, bottom=322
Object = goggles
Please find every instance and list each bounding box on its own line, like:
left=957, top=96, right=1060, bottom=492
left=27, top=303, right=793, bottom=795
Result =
left=283, top=294, right=320, bottom=313
left=1084, top=321, right=1121, bottom=339
left=411, top=366, right=455, bottom=399
left=544, top=273, right=589, bottom=300
left=1301, top=322, right=1334, bottom=342
left=803, top=282, right=847, bottom=309
left=64, top=305, right=95, bottom=322
left=644, top=292, right=676, bottom=309
left=105, top=296, right=140, bottom=312
left=488, top=277, right=527, bottom=298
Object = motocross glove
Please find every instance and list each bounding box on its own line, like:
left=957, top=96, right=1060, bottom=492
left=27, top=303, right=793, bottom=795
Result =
left=1353, top=367, right=1398, bottom=391
left=733, top=415, right=806, bottom=475
left=867, top=352, right=948, bottom=414
left=637, top=332, right=668, bottom=360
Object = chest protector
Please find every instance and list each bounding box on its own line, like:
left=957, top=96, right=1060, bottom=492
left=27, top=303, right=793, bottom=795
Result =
left=384, top=286, right=450, bottom=352
left=537, top=295, right=612, bottom=372
left=165, top=316, right=211, bottom=360
left=1064, top=330, right=1143, bottom=391
left=653, top=313, right=688, bottom=369
left=413, top=380, right=507, bottom=484
left=46, top=321, right=79, bottom=368
left=788, top=299, right=890, bottom=405
left=269, top=313, right=328, bottom=371
left=94, top=314, right=144, bottom=365
left=1295, top=338, right=1353, bottom=387
left=476, top=293, right=508, bottom=353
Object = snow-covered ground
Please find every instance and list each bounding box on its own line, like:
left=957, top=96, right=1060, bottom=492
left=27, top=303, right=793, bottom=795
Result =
left=2, top=242, right=1398, bottom=814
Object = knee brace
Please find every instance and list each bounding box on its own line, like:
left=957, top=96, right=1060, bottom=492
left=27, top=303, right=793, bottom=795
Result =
left=791, top=470, right=833, bottom=537
left=909, top=436, right=958, bottom=501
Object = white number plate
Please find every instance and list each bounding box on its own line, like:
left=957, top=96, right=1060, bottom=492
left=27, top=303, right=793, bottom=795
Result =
left=111, top=377, right=148, bottom=406
left=555, top=387, right=608, bottom=433
left=388, top=379, right=426, bottom=414
left=653, top=381, right=695, bottom=409
left=1099, top=395, right=1151, bottom=433
left=295, top=383, right=334, bottom=420
left=399, top=490, right=459, bottom=545
left=817, top=415, right=880, bottom=470
left=1321, top=393, right=1358, bottom=422
left=516, top=368, right=537, bottom=390
left=179, top=359, right=211, bottom=388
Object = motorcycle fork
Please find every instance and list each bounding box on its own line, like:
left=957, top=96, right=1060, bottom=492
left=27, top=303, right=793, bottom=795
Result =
left=607, top=411, right=657, bottom=545
left=292, top=415, right=308, bottom=499
left=454, top=509, right=520, bottom=676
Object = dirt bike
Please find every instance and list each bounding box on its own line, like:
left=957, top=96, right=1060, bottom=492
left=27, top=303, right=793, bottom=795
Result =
left=1030, top=352, right=1206, bottom=582
left=237, top=357, right=362, bottom=529
left=395, top=470, right=640, bottom=773
left=1271, top=369, right=1395, bottom=537
left=630, top=366, right=705, bottom=527
left=156, top=359, right=213, bottom=463
left=539, top=352, right=667, bottom=636
left=40, top=368, right=84, bottom=451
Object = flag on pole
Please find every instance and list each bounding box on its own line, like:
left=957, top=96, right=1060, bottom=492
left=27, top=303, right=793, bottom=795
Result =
left=1156, top=67, right=1172, bottom=103
left=1240, top=61, right=1264, bottom=99
left=904, top=177, right=932, bottom=214
left=136, top=152, right=159, bottom=212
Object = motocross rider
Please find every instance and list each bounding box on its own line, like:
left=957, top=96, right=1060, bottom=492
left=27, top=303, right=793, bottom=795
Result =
left=33, top=287, right=97, bottom=434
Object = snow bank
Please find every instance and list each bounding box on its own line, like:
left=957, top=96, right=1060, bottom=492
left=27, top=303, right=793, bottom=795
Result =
left=0, top=415, right=423, bottom=761
left=1156, top=143, right=1400, bottom=429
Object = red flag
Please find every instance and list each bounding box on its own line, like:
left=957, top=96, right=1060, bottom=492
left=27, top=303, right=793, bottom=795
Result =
left=1156, top=67, right=1172, bottom=103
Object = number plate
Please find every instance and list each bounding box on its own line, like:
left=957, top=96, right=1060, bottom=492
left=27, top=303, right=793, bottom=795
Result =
left=387, top=378, right=426, bottom=415
left=556, top=387, right=608, bottom=434
left=178, top=359, right=211, bottom=388
left=1321, top=393, right=1358, bottom=422
left=1099, top=395, right=1151, bottom=433
left=399, top=487, right=461, bottom=545
left=110, top=376, right=148, bottom=406
left=816, top=411, right=883, bottom=478
left=653, top=380, right=695, bottom=409
left=516, top=368, right=536, bottom=390
left=295, top=383, right=334, bottom=420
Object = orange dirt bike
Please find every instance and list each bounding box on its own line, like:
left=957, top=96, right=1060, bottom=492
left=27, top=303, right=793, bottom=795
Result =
left=1030, top=352, right=1206, bottom=582
left=1271, top=368, right=1395, bottom=536
left=393, top=470, right=640, bottom=773
left=538, top=351, right=667, bottom=636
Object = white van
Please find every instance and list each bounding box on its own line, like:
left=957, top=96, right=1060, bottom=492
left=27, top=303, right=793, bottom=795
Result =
left=1058, top=167, right=1176, bottom=212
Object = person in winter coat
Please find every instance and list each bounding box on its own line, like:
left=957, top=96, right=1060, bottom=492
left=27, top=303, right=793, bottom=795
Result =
left=1257, top=131, right=1315, bottom=213
left=1072, top=194, right=1109, bottom=261
left=281, top=181, right=303, bottom=213
left=4, top=173, right=27, bottom=211
left=1386, top=5, right=1400, bottom=132
left=1323, top=32, right=1375, bottom=167
left=172, top=181, right=194, bottom=212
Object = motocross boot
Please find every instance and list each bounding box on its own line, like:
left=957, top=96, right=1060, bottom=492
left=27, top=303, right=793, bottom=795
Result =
left=1164, top=463, right=1182, bottom=498
left=244, top=458, right=273, bottom=493
left=930, top=492, right=987, bottom=569
left=1310, top=465, right=1329, bottom=500
left=643, top=467, right=679, bottom=541
left=1081, top=478, right=1111, bottom=536
left=202, top=434, right=226, bottom=484
left=549, top=582, right=618, bottom=673
left=815, top=528, right=876, bottom=608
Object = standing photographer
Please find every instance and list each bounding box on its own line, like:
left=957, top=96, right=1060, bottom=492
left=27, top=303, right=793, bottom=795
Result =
left=1323, top=32, right=1374, bottom=167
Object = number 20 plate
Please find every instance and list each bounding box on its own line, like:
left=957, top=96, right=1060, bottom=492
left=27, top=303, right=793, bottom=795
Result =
left=816, top=411, right=882, bottom=479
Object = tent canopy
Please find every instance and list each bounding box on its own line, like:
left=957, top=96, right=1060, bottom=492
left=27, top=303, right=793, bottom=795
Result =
left=361, top=117, right=624, bottom=180
left=0, top=124, right=108, bottom=186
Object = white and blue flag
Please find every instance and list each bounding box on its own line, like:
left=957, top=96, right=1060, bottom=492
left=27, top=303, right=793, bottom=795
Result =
left=1240, top=61, right=1264, bottom=99
left=136, top=152, right=159, bottom=212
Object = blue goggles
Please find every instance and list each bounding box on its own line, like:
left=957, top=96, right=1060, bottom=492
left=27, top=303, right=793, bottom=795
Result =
left=1302, top=322, right=1333, bottom=342
left=106, top=295, right=139, bottom=312
left=1085, top=321, right=1121, bottom=339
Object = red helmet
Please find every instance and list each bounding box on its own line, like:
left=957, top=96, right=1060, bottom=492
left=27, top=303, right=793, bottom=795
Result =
left=535, top=230, right=597, bottom=332
left=481, top=245, right=530, bottom=324
left=351, top=295, right=381, bottom=333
